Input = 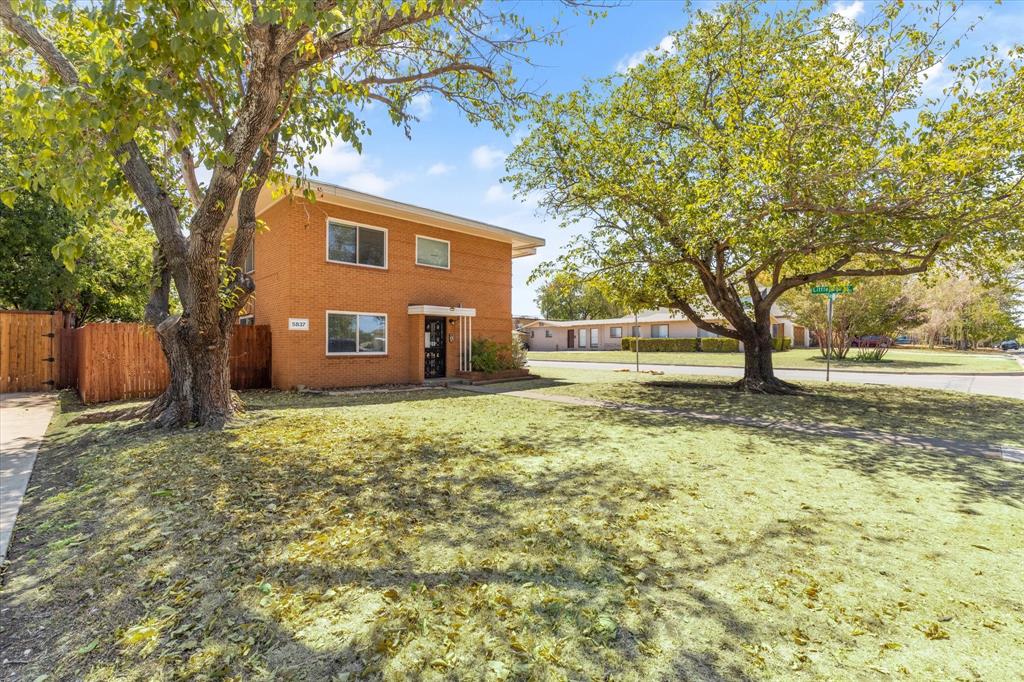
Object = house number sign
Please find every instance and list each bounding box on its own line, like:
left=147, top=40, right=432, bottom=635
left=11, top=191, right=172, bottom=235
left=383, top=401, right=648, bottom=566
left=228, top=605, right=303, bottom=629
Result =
left=288, top=318, right=309, bottom=331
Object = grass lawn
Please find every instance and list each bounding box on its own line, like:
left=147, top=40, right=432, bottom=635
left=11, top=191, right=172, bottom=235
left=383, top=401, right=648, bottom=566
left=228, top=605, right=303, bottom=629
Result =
left=1, top=381, right=1022, bottom=680
left=529, top=347, right=1023, bottom=374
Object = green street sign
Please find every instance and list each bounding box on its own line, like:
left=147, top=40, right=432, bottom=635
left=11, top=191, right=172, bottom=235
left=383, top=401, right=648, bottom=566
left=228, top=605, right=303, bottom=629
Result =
left=811, top=284, right=855, bottom=295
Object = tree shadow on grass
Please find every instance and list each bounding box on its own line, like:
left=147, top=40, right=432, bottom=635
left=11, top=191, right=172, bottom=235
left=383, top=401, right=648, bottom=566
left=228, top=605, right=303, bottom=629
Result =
left=575, top=395, right=1023, bottom=514
left=588, top=379, right=1024, bottom=451
left=0, top=395, right=839, bottom=681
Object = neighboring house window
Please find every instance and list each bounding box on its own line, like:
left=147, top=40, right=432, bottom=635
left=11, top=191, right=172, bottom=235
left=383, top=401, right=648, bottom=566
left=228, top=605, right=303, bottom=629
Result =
left=530, top=331, right=535, bottom=338
left=579, top=329, right=588, bottom=347
left=326, top=311, right=387, bottom=355
left=631, top=325, right=640, bottom=337
left=610, top=327, right=622, bottom=338
left=545, top=330, right=552, bottom=338
left=652, top=324, right=668, bottom=338
left=327, top=221, right=387, bottom=268
left=416, top=235, right=450, bottom=269
left=590, top=328, right=599, bottom=348
left=238, top=315, right=254, bottom=326
left=243, top=239, right=254, bottom=273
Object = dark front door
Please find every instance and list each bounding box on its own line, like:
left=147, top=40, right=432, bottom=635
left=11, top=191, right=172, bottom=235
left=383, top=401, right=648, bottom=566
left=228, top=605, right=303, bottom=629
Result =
left=567, top=329, right=575, bottom=349
left=425, top=317, right=446, bottom=378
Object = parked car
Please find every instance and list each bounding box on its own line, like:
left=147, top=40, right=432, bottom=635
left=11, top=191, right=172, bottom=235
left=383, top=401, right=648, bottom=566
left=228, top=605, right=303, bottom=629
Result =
left=851, top=335, right=892, bottom=348
left=1000, top=339, right=1020, bottom=351
left=894, top=335, right=912, bottom=345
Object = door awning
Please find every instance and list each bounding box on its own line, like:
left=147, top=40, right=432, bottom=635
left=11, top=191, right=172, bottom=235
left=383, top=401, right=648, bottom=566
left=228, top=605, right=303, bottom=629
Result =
left=407, top=305, right=476, bottom=317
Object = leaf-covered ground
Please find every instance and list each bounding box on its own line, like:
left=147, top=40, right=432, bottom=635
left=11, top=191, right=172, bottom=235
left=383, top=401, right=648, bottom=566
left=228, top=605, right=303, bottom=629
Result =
left=500, top=367, right=1024, bottom=448
left=1, top=380, right=1022, bottom=680
left=529, top=347, right=1023, bottom=374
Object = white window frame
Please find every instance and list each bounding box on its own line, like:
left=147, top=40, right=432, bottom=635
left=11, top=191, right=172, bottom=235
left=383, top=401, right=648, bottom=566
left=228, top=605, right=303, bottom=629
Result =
left=243, top=238, right=254, bottom=274
left=238, top=314, right=255, bottom=326
left=325, top=218, right=388, bottom=270
left=590, top=327, right=599, bottom=348
left=415, top=234, right=451, bottom=270
left=610, top=327, right=622, bottom=338
left=325, top=310, right=388, bottom=356
left=652, top=324, right=669, bottom=338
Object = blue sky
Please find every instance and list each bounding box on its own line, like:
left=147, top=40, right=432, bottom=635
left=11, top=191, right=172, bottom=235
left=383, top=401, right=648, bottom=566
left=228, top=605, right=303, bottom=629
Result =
left=303, top=0, right=1024, bottom=315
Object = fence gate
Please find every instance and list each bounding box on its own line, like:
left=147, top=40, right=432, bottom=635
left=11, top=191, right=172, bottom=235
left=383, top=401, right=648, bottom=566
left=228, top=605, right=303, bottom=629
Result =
left=0, top=311, right=67, bottom=393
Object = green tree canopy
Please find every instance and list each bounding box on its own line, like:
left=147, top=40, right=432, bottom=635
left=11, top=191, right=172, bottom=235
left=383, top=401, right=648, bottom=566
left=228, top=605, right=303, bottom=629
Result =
left=507, top=0, right=1024, bottom=392
left=782, top=278, right=926, bottom=361
left=535, top=272, right=623, bottom=320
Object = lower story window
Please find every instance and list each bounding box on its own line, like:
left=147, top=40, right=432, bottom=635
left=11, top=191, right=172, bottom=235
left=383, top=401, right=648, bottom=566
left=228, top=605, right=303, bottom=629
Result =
left=327, top=311, right=387, bottom=355
left=652, top=324, right=668, bottom=338
left=238, top=315, right=255, bottom=326
left=610, top=327, right=622, bottom=338
left=545, top=330, right=552, bottom=338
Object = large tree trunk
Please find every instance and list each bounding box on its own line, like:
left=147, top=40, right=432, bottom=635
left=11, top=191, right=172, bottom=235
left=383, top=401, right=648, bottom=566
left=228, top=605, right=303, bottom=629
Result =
left=735, top=326, right=797, bottom=393
left=146, top=317, right=236, bottom=428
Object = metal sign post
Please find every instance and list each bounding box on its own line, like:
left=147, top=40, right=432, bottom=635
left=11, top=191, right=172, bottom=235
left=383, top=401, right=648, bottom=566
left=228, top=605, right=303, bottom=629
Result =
left=811, top=284, right=855, bottom=382
left=826, top=293, right=834, bottom=381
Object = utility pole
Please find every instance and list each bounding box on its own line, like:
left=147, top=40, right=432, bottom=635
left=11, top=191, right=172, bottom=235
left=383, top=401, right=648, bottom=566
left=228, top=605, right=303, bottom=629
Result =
left=634, top=310, right=640, bottom=372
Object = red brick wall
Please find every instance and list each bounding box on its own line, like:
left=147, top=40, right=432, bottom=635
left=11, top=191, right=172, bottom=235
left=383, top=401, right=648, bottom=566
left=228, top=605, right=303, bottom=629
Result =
left=251, top=196, right=513, bottom=389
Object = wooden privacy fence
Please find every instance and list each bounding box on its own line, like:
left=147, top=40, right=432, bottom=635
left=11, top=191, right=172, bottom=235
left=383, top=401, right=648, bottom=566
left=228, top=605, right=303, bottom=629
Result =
left=0, top=311, right=73, bottom=392
left=0, top=310, right=271, bottom=402
left=75, top=323, right=272, bottom=403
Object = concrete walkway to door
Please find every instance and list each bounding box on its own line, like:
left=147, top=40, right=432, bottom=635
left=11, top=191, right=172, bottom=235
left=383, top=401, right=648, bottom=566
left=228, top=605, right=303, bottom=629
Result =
left=1, top=393, right=57, bottom=558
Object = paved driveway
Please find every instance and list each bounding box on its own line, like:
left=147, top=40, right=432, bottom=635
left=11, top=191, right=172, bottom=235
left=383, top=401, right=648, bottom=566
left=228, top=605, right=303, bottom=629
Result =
left=1, top=393, right=58, bottom=558
left=528, top=360, right=1024, bottom=400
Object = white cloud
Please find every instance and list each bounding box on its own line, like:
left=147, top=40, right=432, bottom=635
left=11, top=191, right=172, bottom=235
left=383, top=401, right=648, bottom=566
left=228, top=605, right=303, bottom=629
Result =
left=309, top=140, right=365, bottom=176
left=471, top=145, right=506, bottom=170
left=410, top=93, right=432, bottom=119
left=427, top=162, right=454, bottom=176
left=834, top=1, right=865, bottom=21
left=484, top=184, right=511, bottom=203
left=345, top=172, right=396, bottom=195
left=616, top=34, right=677, bottom=72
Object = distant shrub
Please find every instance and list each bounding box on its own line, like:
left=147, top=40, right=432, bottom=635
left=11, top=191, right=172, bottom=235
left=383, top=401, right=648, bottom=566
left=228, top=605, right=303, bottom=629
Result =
left=471, top=337, right=524, bottom=372
left=621, top=336, right=638, bottom=351
left=700, top=337, right=739, bottom=352
left=636, top=338, right=698, bottom=352
left=773, top=337, right=792, bottom=352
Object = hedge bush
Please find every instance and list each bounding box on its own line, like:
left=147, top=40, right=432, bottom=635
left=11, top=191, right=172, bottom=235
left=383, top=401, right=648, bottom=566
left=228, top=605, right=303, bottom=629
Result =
left=621, top=336, right=638, bottom=351
left=773, top=337, right=792, bottom=352
left=471, top=338, right=523, bottom=372
left=635, top=338, right=699, bottom=352
left=700, top=337, right=739, bottom=352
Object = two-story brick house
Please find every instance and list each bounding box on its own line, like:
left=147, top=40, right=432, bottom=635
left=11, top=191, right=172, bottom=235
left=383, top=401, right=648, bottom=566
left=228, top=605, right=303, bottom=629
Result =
left=236, top=178, right=544, bottom=389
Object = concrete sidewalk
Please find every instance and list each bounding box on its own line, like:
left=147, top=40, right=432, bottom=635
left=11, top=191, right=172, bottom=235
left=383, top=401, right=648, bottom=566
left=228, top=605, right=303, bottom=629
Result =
left=528, top=359, right=1024, bottom=400
left=1, top=393, right=58, bottom=558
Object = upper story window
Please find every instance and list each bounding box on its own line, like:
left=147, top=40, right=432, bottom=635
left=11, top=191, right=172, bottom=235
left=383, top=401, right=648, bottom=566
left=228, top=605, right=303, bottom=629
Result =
left=327, top=220, right=387, bottom=268
left=610, top=327, right=622, bottom=338
left=327, top=311, right=387, bottom=355
left=652, top=324, right=669, bottom=338
left=416, top=235, right=450, bottom=269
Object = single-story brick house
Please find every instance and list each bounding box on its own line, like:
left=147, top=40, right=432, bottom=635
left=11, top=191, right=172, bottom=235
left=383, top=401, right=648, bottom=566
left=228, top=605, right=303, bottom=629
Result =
left=522, top=308, right=810, bottom=352
left=234, top=178, right=544, bottom=389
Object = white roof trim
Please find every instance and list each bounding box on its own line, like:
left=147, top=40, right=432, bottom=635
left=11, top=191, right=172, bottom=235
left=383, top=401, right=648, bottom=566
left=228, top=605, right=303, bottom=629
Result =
left=249, top=177, right=544, bottom=258
left=408, top=305, right=476, bottom=317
